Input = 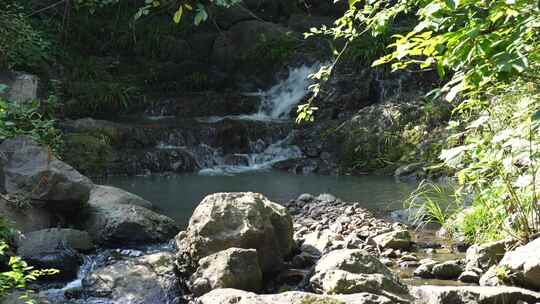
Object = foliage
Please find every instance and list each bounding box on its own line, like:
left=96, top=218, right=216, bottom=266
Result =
left=405, top=180, right=458, bottom=228
left=0, top=218, right=58, bottom=302
left=134, top=0, right=241, bottom=25
left=0, top=3, right=51, bottom=70
left=0, top=87, right=62, bottom=152
left=442, top=81, right=540, bottom=243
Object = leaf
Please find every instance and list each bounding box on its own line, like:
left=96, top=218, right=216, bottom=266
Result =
left=173, top=6, right=183, bottom=24
left=194, top=6, right=208, bottom=26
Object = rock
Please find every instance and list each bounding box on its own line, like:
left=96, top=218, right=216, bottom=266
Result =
left=88, top=185, right=154, bottom=209
left=82, top=252, right=182, bottom=304
left=0, top=291, right=49, bottom=304
left=459, top=270, right=480, bottom=284
left=223, top=154, right=250, bottom=166
left=0, top=198, right=55, bottom=233
left=465, top=239, right=508, bottom=271
left=372, top=230, right=411, bottom=250
left=176, top=192, right=293, bottom=273
left=211, top=20, right=287, bottom=70
left=0, top=71, right=39, bottom=103
left=394, top=163, right=424, bottom=180
left=413, top=260, right=437, bottom=278
left=412, top=285, right=540, bottom=304
left=288, top=14, right=335, bottom=33
left=484, top=237, right=540, bottom=290
left=82, top=202, right=178, bottom=246
left=190, top=248, right=262, bottom=296
left=479, top=265, right=500, bottom=287
left=431, top=260, right=463, bottom=280
left=300, top=229, right=338, bottom=256
left=198, top=288, right=395, bottom=304
left=316, top=193, right=337, bottom=204
left=15, top=228, right=93, bottom=280
left=0, top=136, right=93, bottom=211
left=310, top=249, right=407, bottom=298
left=297, top=193, right=314, bottom=202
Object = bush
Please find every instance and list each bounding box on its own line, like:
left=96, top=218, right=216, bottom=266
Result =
left=0, top=86, right=62, bottom=152
left=0, top=3, right=50, bottom=70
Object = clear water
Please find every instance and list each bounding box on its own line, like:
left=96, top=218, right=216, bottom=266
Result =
left=103, top=170, right=417, bottom=228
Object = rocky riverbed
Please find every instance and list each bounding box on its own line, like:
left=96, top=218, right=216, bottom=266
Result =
left=2, top=136, right=540, bottom=304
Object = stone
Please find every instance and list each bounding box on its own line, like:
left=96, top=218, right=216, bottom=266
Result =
left=82, top=252, right=181, bottom=304
left=190, top=248, right=262, bottom=296
left=310, top=249, right=407, bottom=298
left=316, top=193, right=337, bottom=204
left=82, top=202, right=178, bottom=246
left=198, top=288, right=394, bottom=304
left=88, top=185, right=154, bottom=209
left=412, top=285, right=540, bottom=304
left=413, top=260, right=437, bottom=278
left=0, top=136, right=93, bottom=211
left=15, top=228, right=93, bottom=280
left=300, top=229, right=338, bottom=256
left=487, top=237, right=540, bottom=290
left=465, top=239, right=508, bottom=271
left=372, top=230, right=411, bottom=250
left=459, top=270, right=481, bottom=284
left=0, top=71, right=39, bottom=103
left=297, top=193, right=314, bottom=202
left=431, top=260, right=464, bottom=280
left=0, top=198, right=55, bottom=233
left=176, top=192, right=293, bottom=273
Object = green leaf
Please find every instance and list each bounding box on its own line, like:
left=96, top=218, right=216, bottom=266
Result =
left=173, top=6, right=183, bottom=24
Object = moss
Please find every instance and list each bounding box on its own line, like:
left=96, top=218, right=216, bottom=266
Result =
left=300, top=296, right=345, bottom=304
left=61, top=133, right=114, bottom=176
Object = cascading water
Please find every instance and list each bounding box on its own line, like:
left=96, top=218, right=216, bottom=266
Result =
left=152, top=63, right=321, bottom=176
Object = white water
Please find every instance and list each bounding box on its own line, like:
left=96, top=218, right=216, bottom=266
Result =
left=197, top=63, right=321, bottom=123
left=198, top=132, right=302, bottom=176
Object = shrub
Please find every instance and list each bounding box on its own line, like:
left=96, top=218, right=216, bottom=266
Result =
left=0, top=3, right=50, bottom=70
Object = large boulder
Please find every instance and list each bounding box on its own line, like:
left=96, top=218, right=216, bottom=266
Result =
left=82, top=252, right=182, bottom=304
left=176, top=192, right=294, bottom=273
left=189, top=248, right=262, bottom=296
left=480, top=237, right=540, bottom=290
left=88, top=185, right=154, bottom=210
left=82, top=202, right=178, bottom=246
left=15, top=228, right=94, bottom=280
left=310, top=249, right=408, bottom=298
left=198, top=288, right=395, bottom=304
left=0, top=136, right=93, bottom=211
left=412, top=285, right=540, bottom=304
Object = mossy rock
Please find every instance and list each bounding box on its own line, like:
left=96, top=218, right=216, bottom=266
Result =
left=61, top=133, right=114, bottom=176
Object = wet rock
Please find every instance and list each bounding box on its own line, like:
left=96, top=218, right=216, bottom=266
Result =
left=431, top=260, right=464, bottom=280
left=310, top=249, right=407, bottom=297
left=190, top=248, right=262, bottom=296
left=82, top=252, right=181, bottom=304
left=0, top=136, right=93, bottom=211
left=412, top=285, right=540, bottom=304
left=82, top=202, right=178, bottom=246
left=372, top=230, right=411, bottom=250
left=296, top=193, right=314, bottom=203
left=291, top=251, right=318, bottom=268
left=223, top=154, right=250, bottom=166
left=465, top=239, right=508, bottom=271
left=176, top=192, right=293, bottom=273
left=198, top=288, right=394, bottom=304
left=88, top=185, right=154, bottom=209
left=15, top=228, right=93, bottom=280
